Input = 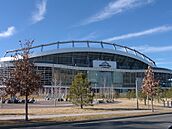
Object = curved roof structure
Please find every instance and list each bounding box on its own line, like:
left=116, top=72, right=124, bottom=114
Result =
left=3, top=40, right=155, bottom=66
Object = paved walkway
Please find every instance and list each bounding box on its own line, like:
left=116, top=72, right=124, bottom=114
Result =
left=0, top=110, right=149, bottom=120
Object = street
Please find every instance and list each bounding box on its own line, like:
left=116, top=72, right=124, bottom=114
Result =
left=12, top=114, right=172, bottom=129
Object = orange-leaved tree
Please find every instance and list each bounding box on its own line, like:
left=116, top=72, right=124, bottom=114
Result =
left=4, top=40, right=42, bottom=121
left=142, top=66, right=159, bottom=112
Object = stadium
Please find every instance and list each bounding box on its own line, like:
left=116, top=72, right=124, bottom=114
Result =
left=0, top=40, right=172, bottom=99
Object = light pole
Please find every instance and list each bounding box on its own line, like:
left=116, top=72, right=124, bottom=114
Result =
left=59, top=76, right=62, bottom=101
left=95, top=73, right=98, bottom=100
left=94, top=83, right=98, bottom=101
left=103, top=75, right=106, bottom=99
left=136, top=78, right=139, bottom=110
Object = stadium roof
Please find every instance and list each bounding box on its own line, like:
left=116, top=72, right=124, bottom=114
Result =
left=3, top=40, right=155, bottom=66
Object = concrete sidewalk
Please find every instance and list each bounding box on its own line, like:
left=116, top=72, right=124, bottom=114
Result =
left=0, top=110, right=149, bottom=120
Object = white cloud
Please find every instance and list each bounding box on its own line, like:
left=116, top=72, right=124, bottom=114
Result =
left=32, top=0, right=47, bottom=24
left=104, top=25, right=172, bottom=42
left=154, top=58, right=172, bottom=67
left=131, top=44, right=172, bottom=68
left=156, top=61, right=172, bottom=65
left=82, top=0, right=154, bottom=25
left=131, top=44, right=172, bottom=53
left=78, top=32, right=97, bottom=40
left=0, top=26, right=16, bottom=38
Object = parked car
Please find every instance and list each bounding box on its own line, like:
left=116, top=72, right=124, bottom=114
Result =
left=98, top=100, right=104, bottom=103
left=19, top=99, right=25, bottom=103
left=4, top=99, right=12, bottom=104
left=19, top=98, right=36, bottom=103
left=92, top=100, right=99, bottom=104
left=45, top=96, right=51, bottom=100
left=29, top=98, right=36, bottom=103
left=58, top=98, right=64, bottom=101
left=4, top=98, right=20, bottom=103
left=106, top=100, right=114, bottom=103
left=3, top=98, right=36, bottom=104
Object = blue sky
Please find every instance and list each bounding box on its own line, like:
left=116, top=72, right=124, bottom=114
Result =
left=0, top=0, right=172, bottom=69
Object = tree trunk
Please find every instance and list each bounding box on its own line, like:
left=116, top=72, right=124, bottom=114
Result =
left=80, top=95, right=83, bottom=109
left=157, top=97, right=160, bottom=103
left=1, top=97, right=3, bottom=108
left=81, top=104, right=83, bottom=109
left=151, top=96, right=154, bottom=112
left=147, top=95, right=149, bottom=109
left=25, top=93, right=29, bottom=121
left=144, top=97, right=147, bottom=105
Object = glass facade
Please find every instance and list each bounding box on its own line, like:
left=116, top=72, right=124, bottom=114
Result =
left=27, top=51, right=172, bottom=92
left=31, top=52, right=148, bottom=69
left=34, top=66, right=172, bottom=90
left=0, top=48, right=172, bottom=96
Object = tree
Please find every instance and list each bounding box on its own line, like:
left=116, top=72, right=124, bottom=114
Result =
left=4, top=40, right=42, bottom=121
left=126, top=91, right=131, bottom=99
left=0, top=70, right=5, bottom=107
left=162, top=88, right=172, bottom=100
left=69, top=73, right=94, bottom=109
left=114, top=91, right=120, bottom=99
left=162, top=89, right=168, bottom=101
left=167, top=88, right=172, bottom=99
left=138, top=90, right=147, bottom=105
left=126, top=90, right=136, bottom=100
left=155, top=85, right=163, bottom=103
left=0, top=89, right=6, bottom=108
left=142, top=66, right=159, bottom=112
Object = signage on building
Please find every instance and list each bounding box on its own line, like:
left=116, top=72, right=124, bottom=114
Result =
left=93, top=60, right=116, bottom=69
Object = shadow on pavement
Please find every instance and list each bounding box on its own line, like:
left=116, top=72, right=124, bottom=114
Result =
left=85, top=107, right=150, bottom=111
left=73, top=120, right=172, bottom=129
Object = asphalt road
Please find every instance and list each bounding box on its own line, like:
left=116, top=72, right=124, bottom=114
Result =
left=12, top=114, right=172, bottom=129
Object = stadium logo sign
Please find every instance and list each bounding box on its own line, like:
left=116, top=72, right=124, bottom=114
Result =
left=99, top=61, right=111, bottom=68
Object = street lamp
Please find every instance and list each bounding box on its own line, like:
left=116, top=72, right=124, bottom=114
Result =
left=136, top=78, right=139, bottom=110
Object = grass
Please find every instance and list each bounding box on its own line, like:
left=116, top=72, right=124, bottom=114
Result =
left=0, top=98, right=170, bottom=115
left=0, top=98, right=171, bottom=127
